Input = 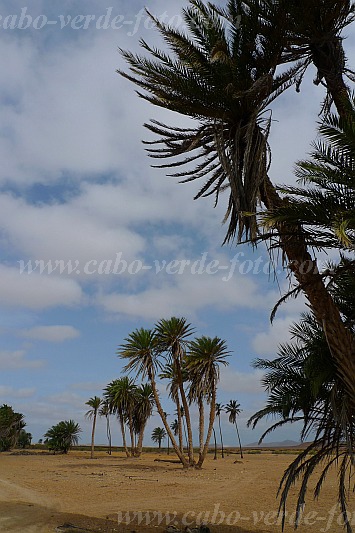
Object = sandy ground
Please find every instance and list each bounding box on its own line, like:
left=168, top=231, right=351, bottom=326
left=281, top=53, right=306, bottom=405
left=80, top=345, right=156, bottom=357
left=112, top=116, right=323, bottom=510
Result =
left=0, top=450, right=353, bottom=533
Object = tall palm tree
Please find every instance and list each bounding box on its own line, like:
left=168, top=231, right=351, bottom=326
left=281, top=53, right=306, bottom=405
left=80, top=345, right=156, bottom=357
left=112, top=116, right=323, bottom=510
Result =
left=176, top=405, right=189, bottom=452
left=159, top=362, right=185, bottom=454
left=171, top=419, right=179, bottom=439
left=151, top=427, right=167, bottom=450
left=103, top=378, right=136, bottom=457
left=99, top=400, right=112, bottom=455
left=225, top=400, right=243, bottom=460
left=85, top=396, right=102, bottom=459
left=215, top=403, right=225, bottom=458
left=118, top=0, right=355, bottom=460
left=186, top=336, right=230, bottom=468
left=162, top=412, right=170, bottom=455
left=155, top=317, right=195, bottom=465
left=212, top=427, right=218, bottom=460
left=118, top=327, right=189, bottom=467
left=133, top=383, right=155, bottom=457
left=247, top=303, right=355, bottom=530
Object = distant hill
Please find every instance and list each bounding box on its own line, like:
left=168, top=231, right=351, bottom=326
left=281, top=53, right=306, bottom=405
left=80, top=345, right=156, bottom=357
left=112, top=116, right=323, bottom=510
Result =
left=245, top=439, right=300, bottom=448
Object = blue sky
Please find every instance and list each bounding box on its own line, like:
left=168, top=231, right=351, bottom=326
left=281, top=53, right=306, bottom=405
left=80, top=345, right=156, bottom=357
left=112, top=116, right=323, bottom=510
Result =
left=0, top=0, right=354, bottom=447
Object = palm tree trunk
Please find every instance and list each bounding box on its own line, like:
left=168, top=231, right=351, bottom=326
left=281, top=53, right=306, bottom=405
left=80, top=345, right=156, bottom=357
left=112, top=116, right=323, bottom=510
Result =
left=149, top=370, right=189, bottom=467
left=128, top=413, right=135, bottom=456
left=260, top=48, right=355, bottom=413
left=197, top=387, right=216, bottom=468
left=198, top=397, right=204, bottom=458
left=119, top=413, right=130, bottom=457
left=218, top=413, right=224, bottom=458
left=234, top=421, right=243, bottom=460
left=106, top=416, right=112, bottom=455
left=90, top=412, right=97, bottom=459
left=261, top=176, right=355, bottom=412
left=311, top=40, right=353, bottom=121
left=182, top=413, right=188, bottom=450
left=136, top=421, right=146, bottom=457
left=176, top=396, right=184, bottom=454
left=176, top=358, right=195, bottom=466
left=213, top=427, right=217, bottom=460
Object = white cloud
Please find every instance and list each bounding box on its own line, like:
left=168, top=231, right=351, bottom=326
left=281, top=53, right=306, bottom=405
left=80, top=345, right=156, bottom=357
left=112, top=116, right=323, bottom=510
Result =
left=0, top=264, right=83, bottom=309
left=219, top=368, right=264, bottom=395
left=47, top=391, right=86, bottom=408
left=252, top=316, right=297, bottom=356
left=0, top=386, right=36, bottom=398
left=98, top=267, right=278, bottom=321
left=69, top=381, right=106, bottom=392
left=21, top=325, right=80, bottom=342
left=0, top=350, right=44, bottom=370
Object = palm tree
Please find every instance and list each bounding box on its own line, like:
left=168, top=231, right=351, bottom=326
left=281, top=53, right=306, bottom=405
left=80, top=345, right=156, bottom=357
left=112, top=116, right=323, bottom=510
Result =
left=99, top=400, right=112, bottom=455
left=163, top=412, right=170, bottom=455
left=186, top=336, right=230, bottom=468
left=176, top=405, right=188, bottom=452
left=18, top=430, right=32, bottom=449
left=118, top=327, right=189, bottom=467
left=133, top=383, right=155, bottom=457
left=151, top=427, right=167, bottom=450
left=225, top=400, right=243, bottom=460
left=215, top=403, right=225, bottom=458
left=247, top=304, right=354, bottom=530
left=212, top=427, right=218, bottom=460
left=118, top=0, right=355, bottom=465
left=103, top=378, right=136, bottom=457
left=159, top=362, right=185, bottom=454
left=85, top=396, right=102, bottom=459
left=155, top=317, right=195, bottom=465
left=44, top=420, right=81, bottom=454
left=248, top=313, right=334, bottom=436
left=171, top=419, right=179, bottom=438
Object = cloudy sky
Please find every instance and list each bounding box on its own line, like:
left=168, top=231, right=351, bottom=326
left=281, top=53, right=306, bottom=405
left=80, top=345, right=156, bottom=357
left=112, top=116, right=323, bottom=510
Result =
left=0, top=0, right=353, bottom=447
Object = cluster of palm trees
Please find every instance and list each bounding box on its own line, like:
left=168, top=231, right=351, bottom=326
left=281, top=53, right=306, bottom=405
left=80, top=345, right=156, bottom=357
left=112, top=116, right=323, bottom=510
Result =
left=118, top=317, right=230, bottom=468
left=119, top=0, right=355, bottom=527
left=85, top=379, right=154, bottom=459
left=85, top=317, right=235, bottom=469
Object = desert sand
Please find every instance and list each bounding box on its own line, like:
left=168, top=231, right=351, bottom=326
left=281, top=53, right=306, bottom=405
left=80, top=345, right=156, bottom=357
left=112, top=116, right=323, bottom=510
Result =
left=0, top=450, right=353, bottom=533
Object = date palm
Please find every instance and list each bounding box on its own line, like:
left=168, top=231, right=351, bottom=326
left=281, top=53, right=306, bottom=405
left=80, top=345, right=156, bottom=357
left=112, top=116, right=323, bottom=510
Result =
left=247, top=295, right=355, bottom=531
left=104, top=378, right=135, bottom=457
left=186, top=335, right=230, bottom=468
left=171, top=419, right=179, bottom=438
left=99, top=400, right=112, bottom=455
left=85, top=396, right=102, bottom=459
left=215, top=403, right=225, bottom=458
left=44, top=420, right=81, bottom=454
left=225, top=400, right=243, bottom=459
left=155, top=317, right=195, bottom=465
left=133, top=383, right=155, bottom=457
left=118, top=0, right=355, bottom=466
left=151, top=427, right=167, bottom=450
left=159, top=362, right=185, bottom=454
left=118, top=327, right=189, bottom=467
